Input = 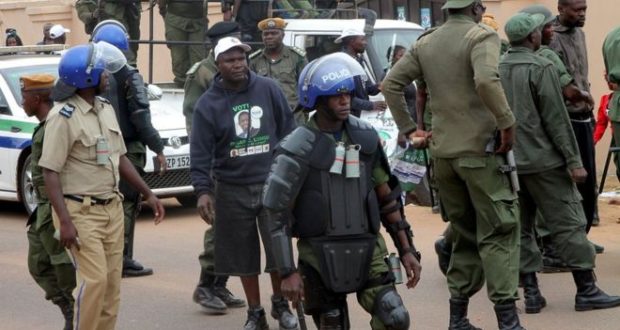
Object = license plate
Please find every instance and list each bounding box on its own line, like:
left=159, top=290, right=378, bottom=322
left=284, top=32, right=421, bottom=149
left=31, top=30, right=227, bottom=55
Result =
left=154, top=154, right=190, bottom=171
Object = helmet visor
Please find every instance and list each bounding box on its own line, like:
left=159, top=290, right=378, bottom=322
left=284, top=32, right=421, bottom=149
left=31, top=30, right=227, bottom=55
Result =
left=91, top=41, right=127, bottom=74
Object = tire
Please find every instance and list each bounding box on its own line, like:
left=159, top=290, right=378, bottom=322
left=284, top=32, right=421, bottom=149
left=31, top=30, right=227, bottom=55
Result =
left=20, top=154, right=37, bottom=215
left=176, top=195, right=197, bottom=208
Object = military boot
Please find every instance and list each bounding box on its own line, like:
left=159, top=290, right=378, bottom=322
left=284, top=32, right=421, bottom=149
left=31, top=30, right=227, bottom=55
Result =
left=52, top=296, right=74, bottom=330
left=572, top=270, right=620, bottom=311
left=494, top=302, right=525, bottom=330
left=448, top=298, right=481, bottom=330
left=244, top=306, right=269, bottom=330
left=212, top=276, right=246, bottom=308
left=271, top=295, right=299, bottom=330
left=192, top=270, right=227, bottom=314
left=519, top=273, right=546, bottom=314
left=122, top=256, right=153, bottom=277
left=434, top=237, right=452, bottom=276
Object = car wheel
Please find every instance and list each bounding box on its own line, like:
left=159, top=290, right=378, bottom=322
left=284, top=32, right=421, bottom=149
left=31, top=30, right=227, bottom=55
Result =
left=20, top=154, right=37, bottom=215
left=176, top=195, right=197, bottom=208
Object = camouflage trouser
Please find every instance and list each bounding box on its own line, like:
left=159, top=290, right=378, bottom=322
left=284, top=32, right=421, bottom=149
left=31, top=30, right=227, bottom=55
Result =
left=164, top=12, right=206, bottom=86
left=102, top=1, right=141, bottom=65
left=27, top=203, right=75, bottom=304
left=298, top=234, right=400, bottom=329
left=119, top=141, right=146, bottom=259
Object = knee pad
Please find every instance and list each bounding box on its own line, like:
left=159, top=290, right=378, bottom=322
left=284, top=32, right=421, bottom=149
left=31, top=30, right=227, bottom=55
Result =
left=373, top=287, right=410, bottom=330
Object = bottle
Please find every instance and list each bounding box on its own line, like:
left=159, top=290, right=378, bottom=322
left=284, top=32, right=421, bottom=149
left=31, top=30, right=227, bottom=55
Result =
left=329, top=142, right=345, bottom=174
left=96, top=135, right=109, bottom=166
left=389, top=253, right=403, bottom=284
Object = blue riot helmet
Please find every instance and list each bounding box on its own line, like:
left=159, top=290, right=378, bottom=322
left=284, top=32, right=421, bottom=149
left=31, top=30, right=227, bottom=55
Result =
left=59, top=41, right=127, bottom=89
left=92, top=19, right=129, bottom=51
left=298, top=52, right=367, bottom=109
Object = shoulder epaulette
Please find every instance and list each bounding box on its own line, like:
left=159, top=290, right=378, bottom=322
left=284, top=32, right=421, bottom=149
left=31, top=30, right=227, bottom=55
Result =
left=289, top=46, right=306, bottom=57
left=59, top=104, right=75, bottom=118
left=96, top=96, right=111, bottom=104
left=249, top=49, right=263, bottom=60
left=186, top=61, right=202, bottom=76
left=417, top=27, right=438, bottom=41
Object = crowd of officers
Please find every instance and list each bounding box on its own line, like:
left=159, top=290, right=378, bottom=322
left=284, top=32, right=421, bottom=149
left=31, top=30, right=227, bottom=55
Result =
left=19, top=0, right=620, bottom=329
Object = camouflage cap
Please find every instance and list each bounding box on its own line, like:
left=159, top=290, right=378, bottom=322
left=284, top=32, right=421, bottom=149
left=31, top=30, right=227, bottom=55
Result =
left=442, top=0, right=476, bottom=10
left=20, top=74, right=55, bottom=91
left=504, top=13, right=545, bottom=43
left=520, top=4, right=555, bottom=26
left=257, top=17, right=287, bottom=31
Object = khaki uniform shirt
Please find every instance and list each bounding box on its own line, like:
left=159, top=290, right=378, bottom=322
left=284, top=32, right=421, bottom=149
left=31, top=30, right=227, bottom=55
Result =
left=39, top=94, right=127, bottom=198
left=250, top=45, right=307, bottom=110
left=537, top=45, right=573, bottom=88
left=183, top=53, right=217, bottom=134
left=383, top=15, right=515, bottom=158
left=499, top=47, right=582, bottom=174
left=550, top=18, right=591, bottom=113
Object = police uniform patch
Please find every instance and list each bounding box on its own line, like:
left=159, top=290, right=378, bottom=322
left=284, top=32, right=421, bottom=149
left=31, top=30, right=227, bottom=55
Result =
left=59, top=104, right=75, bottom=118
left=249, top=49, right=262, bottom=60
left=186, top=61, right=202, bottom=76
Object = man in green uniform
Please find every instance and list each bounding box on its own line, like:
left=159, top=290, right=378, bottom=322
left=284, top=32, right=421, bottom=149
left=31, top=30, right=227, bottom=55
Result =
left=382, top=1, right=523, bottom=329
left=603, top=26, right=620, bottom=165
left=500, top=12, right=620, bottom=314
left=158, top=0, right=209, bottom=87
left=75, top=0, right=142, bottom=65
left=23, top=74, right=76, bottom=330
left=182, top=21, right=247, bottom=313
left=249, top=17, right=307, bottom=125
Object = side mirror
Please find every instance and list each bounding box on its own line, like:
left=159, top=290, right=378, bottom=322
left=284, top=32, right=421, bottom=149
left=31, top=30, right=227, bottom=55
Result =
left=147, top=84, right=163, bottom=101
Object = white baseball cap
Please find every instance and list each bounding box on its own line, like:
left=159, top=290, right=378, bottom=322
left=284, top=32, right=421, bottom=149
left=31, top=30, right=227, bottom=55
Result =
left=214, top=37, right=251, bottom=60
left=334, top=28, right=365, bottom=44
left=49, top=24, right=70, bottom=39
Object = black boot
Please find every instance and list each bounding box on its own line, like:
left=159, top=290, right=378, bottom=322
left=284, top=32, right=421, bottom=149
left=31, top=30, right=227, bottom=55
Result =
left=212, top=276, right=246, bottom=308
left=572, top=270, right=620, bottom=311
left=435, top=237, right=452, bottom=276
left=448, top=298, right=481, bottom=330
left=271, top=295, right=299, bottom=330
left=519, top=273, right=546, bottom=314
left=193, top=270, right=227, bottom=314
left=494, top=302, right=525, bottom=330
left=52, top=296, right=73, bottom=330
left=122, top=256, right=153, bottom=277
left=244, top=306, right=269, bottom=330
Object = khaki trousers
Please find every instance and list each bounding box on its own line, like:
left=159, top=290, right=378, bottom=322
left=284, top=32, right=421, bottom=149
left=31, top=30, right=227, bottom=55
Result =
left=53, top=196, right=124, bottom=330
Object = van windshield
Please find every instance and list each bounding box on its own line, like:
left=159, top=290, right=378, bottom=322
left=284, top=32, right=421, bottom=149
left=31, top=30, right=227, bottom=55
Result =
left=370, top=29, right=423, bottom=72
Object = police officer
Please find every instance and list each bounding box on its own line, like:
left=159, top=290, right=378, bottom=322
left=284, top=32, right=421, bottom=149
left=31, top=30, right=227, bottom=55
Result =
left=335, top=28, right=386, bottom=117
left=382, top=1, right=523, bottom=329
left=22, top=74, right=76, bottom=330
left=157, top=0, right=209, bottom=87
left=500, top=11, right=620, bottom=314
left=75, top=0, right=141, bottom=65
left=183, top=21, right=241, bottom=134
left=183, top=21, right=247, bottom=314
left=40, top=42, right=165, bottom=330
left=263, top=53, right=421, bottom=329
left=221, top=0, right=270, bottom=42
left=249, top=17, right=307, bottom=124
left=91, top=20, right=167, bottom=277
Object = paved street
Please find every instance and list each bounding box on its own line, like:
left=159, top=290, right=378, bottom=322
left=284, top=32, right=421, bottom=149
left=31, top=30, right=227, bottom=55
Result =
left=1, top=198, right=619, bottom=330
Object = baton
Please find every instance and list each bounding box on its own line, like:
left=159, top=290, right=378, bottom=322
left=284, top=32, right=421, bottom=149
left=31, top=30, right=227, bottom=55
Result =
left=296, top=301, right=308, bottom=330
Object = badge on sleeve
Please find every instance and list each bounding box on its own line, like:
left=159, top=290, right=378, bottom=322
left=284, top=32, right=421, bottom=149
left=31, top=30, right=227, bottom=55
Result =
left=59, top=104, right=75, bottom=118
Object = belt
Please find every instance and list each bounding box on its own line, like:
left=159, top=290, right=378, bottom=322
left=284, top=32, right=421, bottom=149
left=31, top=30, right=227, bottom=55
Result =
left=64, top=195, right=114, bottom=206
left=568, top=111, right=592, bottom=121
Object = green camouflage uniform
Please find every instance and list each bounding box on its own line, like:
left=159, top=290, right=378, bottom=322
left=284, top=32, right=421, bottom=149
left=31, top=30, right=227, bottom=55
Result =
left=249, top=45, right=307, bottom=125
left=160, top=0, right=208, bottom=86
left=183, top=51, right=217, bottom=135
left=27, top=121, right=76, bottom=306
left=383, top=15, right=520, bottom=304
left=499, top=46, right=595, bottom=273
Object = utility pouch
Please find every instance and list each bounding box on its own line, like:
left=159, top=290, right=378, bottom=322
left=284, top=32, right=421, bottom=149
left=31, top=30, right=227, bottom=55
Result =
left=309, top=234, right=376, bottom=293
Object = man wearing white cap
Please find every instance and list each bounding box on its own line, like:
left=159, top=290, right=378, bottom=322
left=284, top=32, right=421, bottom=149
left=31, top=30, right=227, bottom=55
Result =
left=49, top=24, right=70, bottom=45
left=190, top=37, right=298, bottom=330
left=336, top=27, right=386, bottom=117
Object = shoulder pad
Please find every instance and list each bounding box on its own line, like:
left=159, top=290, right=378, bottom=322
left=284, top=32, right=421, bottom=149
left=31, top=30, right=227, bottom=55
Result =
left=186, top=61, right=202, bottom=76
left=96, top=96, right=111, bottom=104
left=249, top=49, right=263, bottom=60
left=59, top=103, right=76, bottom=118
left=417, top=27, right=438, bottom=41
left=279, top=126, right=335, bottom=170
left=280, top=126, right=316, bottom=158
left=345, top=116, right=379, bottom=155
left=289, top=46, right=306, bottom=57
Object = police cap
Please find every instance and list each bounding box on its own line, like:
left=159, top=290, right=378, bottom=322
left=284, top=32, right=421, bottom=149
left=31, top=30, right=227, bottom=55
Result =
left=20, top=74, right=55, bottom=91
left=520, top=4, right=555, bottom=26
left=206, top=21, right=241, bottom=43
left=504, top=13, right=545, bottom=43
left=258, top=17, right=287, bottom=31
left=442, top=0, right=476, bottom=10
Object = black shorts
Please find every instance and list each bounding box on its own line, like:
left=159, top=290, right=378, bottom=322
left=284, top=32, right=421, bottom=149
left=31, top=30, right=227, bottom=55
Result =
left=213, top=181, right=276, bottom=276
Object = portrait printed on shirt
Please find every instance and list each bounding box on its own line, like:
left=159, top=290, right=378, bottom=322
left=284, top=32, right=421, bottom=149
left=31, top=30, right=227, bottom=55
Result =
left=230, top=103, right=270, bottom=158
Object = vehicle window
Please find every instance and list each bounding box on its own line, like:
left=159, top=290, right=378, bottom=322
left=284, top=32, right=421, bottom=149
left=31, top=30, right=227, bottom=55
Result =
left=370, top=29, right=423, bottom=72
left=0, top=88, right=9, bottom=115
left=0, top=64, right=58, bottom=106
left=300, top=34, right=341, bottom=62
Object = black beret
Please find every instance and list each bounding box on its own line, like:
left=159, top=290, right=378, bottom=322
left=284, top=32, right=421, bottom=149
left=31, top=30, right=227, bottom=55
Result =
left=207, top=22, right=241, bottom=42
